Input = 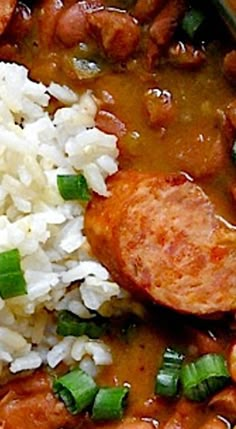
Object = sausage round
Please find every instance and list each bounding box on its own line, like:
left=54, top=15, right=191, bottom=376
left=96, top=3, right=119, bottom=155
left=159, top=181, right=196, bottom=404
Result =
left=85, top=170, right=236, bottom=315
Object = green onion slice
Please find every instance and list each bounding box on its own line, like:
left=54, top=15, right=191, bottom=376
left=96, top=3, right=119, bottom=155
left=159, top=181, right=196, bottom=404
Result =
left=53, top=368, right=98, bottom=414
left=232, top=141, right=236, bottom=164
left=57, top=174, right=90, bottom=201
left=155, top=347, right=184, bottom=397
left=181, top=353, right=230, bottom=401
left=56, top=310, right=106, bottom=339
left=0, top=249, right=27, bottom=299
left=92, top=386, right=130, bottom=421
left=182, top=8, right=206, bottom=40
left=156, top=369, right=180, bottom=397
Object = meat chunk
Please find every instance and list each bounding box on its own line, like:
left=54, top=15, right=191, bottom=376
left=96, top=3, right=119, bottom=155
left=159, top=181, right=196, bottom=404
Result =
left=223, top=50, right=236, bottom=85
left=55, top=0, right=103, bottom=47
left=187, top=328, right=224, bottom=356
left=133, top=0, right=165, bottom=23
left=168, top=42, right=206, bottom=70
left=143, top=88, right=175, bottom=128
left=177, top=132, right=226, bottom=179
left=162, top=399, right=200, bottom=429
left=0, top=371, right=80, bottom=429
left=85, top=170, right=236, bottom=315
left=209, top=386, right=236, bottom=421
left=95, top=110, right=127, bottom=139
left=87, top=9, right=140, bottom=61
left=0, top=0, right=17, bottom=36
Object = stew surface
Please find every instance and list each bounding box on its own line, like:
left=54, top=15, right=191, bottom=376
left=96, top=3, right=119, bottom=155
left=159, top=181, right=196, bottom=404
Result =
left=0, top=0, right=236, bottom=428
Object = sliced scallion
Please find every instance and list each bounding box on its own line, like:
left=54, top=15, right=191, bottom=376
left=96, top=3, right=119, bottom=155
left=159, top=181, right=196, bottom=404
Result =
left=155, top=347, right=184, bottom=397
left=181, top=353, right=230, bottom=401
left=53, top=367, right=98, bottom=414
left=0, top=249, right=27, bottom=299
left=182, top=8, right=206, bottom=40
left=156, top=369, right=180, bottom=397
left=232, top=141, right=236, bottom=164
left=56, top=310, right=106, bottom=339
left=57, top=174, right=90, bottom=201
left=92, top=386, right=130, bottom=421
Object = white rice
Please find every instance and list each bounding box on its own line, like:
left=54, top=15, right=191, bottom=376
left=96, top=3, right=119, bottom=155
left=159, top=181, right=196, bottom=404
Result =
left=0, top=62, right=122, bottom=375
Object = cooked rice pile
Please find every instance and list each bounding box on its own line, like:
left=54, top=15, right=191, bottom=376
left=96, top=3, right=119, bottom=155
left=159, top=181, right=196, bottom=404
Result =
left=0, top=62, right=122, bottom=375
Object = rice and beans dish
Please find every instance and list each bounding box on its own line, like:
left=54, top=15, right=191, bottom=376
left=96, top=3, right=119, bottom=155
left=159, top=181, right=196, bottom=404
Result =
left=0, top=0, right=235, bottom=428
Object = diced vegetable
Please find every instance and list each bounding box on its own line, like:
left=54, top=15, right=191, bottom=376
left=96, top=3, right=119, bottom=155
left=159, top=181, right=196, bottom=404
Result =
left=73, top=58, right=102, bottom=80
left=56, top=310, right=106, bottom=339
left=92, top=386, right=130, bottom=421
left=53, top=367, right=98, bottom=414
left=182, top=8, right=206, bottom=40
left=155, top=347, right=184, bottom=397
left=181, top=353, right=230, bottom=401
left=57, top=174, right=90, bottom=201
left=0, top=249, right=27, bottom=299
left=232, top=141, right=236, bottom=164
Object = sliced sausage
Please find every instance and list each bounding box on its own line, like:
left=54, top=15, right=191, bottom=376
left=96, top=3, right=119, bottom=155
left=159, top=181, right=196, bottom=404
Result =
left=55, top=0, right=103, bottom=47
left=85, top=170, right=236, bottom=315
left=133, top=0, right=165, bottom=23
left=0, top=0, right=17, bottom=36
left=149, top=0, right=186, bottom=51
left=87, top=9, right=140, bottom=62
left=0, top=371, right=80, bottom=429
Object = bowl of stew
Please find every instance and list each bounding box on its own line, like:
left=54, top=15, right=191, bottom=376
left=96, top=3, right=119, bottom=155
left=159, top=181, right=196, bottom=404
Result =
left=0, top=1, right=235, bottom=428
